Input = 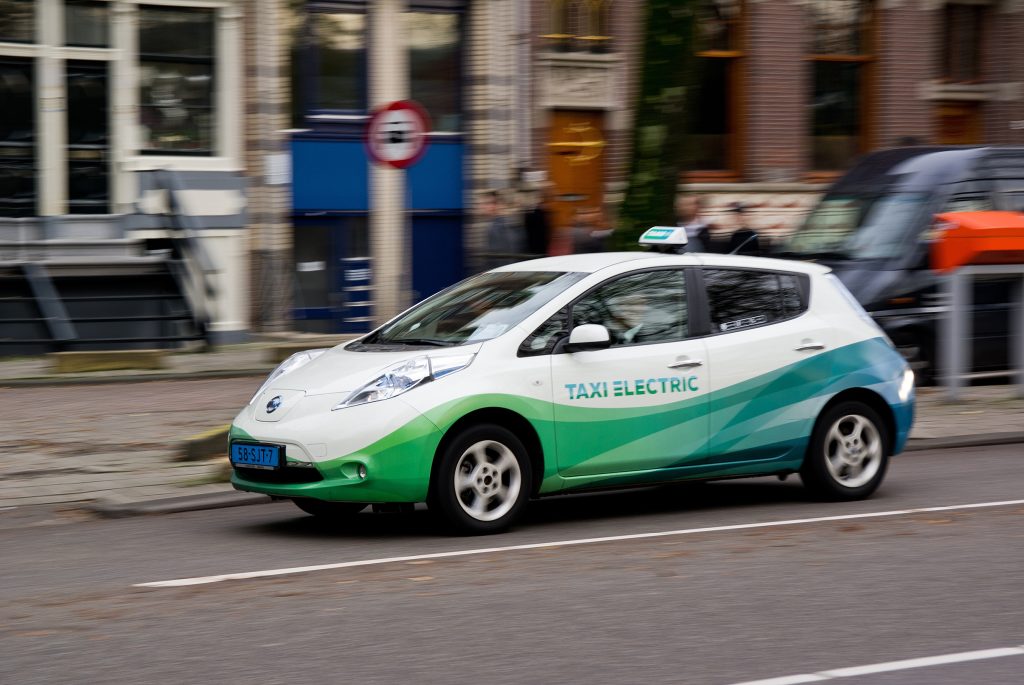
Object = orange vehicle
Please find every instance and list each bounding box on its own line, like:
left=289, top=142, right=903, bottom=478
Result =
left=931, top=211, right=1024, bottom=272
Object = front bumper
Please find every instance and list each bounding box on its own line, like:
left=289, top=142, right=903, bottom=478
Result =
left=229, top=395, right=444, bottom=503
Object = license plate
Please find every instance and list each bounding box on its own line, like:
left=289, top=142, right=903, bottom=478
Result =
left=230, top=442, right=282, bottom=470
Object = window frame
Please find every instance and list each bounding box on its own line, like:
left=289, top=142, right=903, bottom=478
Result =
left=941, top=2, right=985, bottom=83
left=694, top=266, right=811, bottom=338
left=542, top=0, right=613, bottom=53
left=685, top=0, right=746, bottom=181
left=404, top=4, right=466, bottom=134
left=294, top=3, right=369, bottom=125
left=805, top=0, right=876, bottom=176
left=518, top=267, right=700, bottom=356
left=137, top=4, right=218, bottom=156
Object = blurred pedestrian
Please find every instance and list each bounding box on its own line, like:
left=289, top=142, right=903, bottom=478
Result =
left=522, top=190, right=552, bottom=257
left=725, top=202, right=761, bottom=256
left=483, top=190, right=525, bottom=268
left=675, top=194, right=714, bottom=253
left=571, top=206, right=614, bottom=253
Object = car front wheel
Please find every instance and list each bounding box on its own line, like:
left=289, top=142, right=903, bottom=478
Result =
left=432, top=424, right=531, bottom=534
left=801, top=401, right=889, bottom=500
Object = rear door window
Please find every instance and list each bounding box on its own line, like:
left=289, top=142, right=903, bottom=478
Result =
left=704, top=269, right=807, bottom=334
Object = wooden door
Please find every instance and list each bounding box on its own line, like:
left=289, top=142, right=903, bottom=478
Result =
left=547, top=110, right=606, bottom=255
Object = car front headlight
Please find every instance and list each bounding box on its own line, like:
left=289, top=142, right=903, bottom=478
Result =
left=333, top=353, right=475, bottom=410
left=898, top=367, right=915, bottom=402
left=249, top=349, right=328, bottom=404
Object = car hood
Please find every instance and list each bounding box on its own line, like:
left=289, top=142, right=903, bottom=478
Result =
left=266, top=342, right=483, bottom=397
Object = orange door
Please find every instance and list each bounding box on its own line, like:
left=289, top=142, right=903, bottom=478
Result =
left=547, top=110, right=606, bottom=254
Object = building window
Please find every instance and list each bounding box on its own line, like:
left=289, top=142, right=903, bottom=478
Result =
left=0, top=0, right=34, bottom=44
left=291, top=5, right=367, bottom=125
left=138, top=6, right=216, bottom=155
left=942, top=3, right=984, bottom=82
left=405, top=11, right=462, bottom=132
left=67, top=61, right=109, bottom=214
left=65, top=1, right=110, bottom=48
left=545, top=0, right=612, bottom=53
left=310, top=12, right=366, bottom=112
left=0, top=58, right=35, bottom=217
left=689, top=0, right=743, bottom=175
left=808, top=1, right=874, bottom=171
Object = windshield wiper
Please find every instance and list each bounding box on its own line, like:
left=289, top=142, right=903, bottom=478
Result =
left=385, top=338, right=456, bottom=347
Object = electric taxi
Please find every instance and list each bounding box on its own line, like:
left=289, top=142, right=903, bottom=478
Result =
left=230, top=227, right=915, bottom=533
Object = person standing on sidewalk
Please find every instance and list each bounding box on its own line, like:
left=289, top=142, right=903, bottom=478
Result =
left=483, top=190, right=525, bottom=268
left=725, top=201, right=761, bottom=256
left=675, top=193, right=714, bottom=253
left=522, top=190, right=552, bottom=258
left=571, top=206, right=614, bottom=253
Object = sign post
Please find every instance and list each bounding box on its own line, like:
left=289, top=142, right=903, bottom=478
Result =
left=365, top=100, right=431, bottom=324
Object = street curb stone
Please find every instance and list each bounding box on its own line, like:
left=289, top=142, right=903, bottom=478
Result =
left=0, top=368, right=271, bottom=388
left=904, top=432, right=1024, bottom=452
left=89, top=491, right=271, bottom=518
left=180, top=424, right=231, bottom=461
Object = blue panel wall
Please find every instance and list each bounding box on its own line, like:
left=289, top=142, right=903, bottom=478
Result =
left=291, top=140, right=369, bottom=211
left=412, top=215, right=465, bottom=300
left=408, top=142, right=464, bottom=210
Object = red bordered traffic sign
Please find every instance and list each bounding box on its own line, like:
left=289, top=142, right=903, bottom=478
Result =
left=365, top=100, right=431, bottom=169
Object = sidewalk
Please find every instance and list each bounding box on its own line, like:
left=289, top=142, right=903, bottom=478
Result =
left=0, top=345, right=1021, bottom=514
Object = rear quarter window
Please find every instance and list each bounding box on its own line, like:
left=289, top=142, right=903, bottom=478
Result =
left=704, top=268, right=808, bottom=334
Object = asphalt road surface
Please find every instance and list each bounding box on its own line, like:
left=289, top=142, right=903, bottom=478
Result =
left=2, top=445, right=1021, bottom=684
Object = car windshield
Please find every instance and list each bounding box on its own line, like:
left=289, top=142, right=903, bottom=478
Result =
left=364, top=270, right=587, bottom=347
left=782, top=192, right=928, bottom=260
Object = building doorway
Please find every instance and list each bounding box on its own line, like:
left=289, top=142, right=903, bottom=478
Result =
left=546, top=110, right=606, bottom=254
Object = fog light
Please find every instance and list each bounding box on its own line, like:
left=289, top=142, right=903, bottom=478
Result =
left=358, top=464, right=367, bottom=480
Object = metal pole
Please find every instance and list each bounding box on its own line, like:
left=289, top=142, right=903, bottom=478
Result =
left=1014, top=275, right=1024, bottom=399
left=943, top=269, right=971, bottom=402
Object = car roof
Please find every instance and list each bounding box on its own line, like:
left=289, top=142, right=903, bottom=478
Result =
left=494, top=251, right=830, bottom=276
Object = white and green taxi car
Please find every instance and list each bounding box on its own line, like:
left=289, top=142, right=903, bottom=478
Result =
left=230, top=228, right=915, bottom=533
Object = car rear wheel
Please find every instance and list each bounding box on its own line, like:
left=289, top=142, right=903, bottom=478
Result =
left=431, top=424, right=531, bottom=534
left=801, top=401, right=889, bottom=500
left=292, top=498, right=366, bottom=518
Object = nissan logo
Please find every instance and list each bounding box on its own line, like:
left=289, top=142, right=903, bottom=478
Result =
left=266, top=395, right=283, bottom=414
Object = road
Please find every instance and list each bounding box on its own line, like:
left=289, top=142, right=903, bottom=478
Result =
left=1, top=444, right=1021, bottom=684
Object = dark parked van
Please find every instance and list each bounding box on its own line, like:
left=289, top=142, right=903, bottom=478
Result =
left=776, top=146, right=1024, bottom=382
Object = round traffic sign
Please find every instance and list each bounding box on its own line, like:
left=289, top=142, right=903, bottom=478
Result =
left=365, top=100, right=431, bottom=169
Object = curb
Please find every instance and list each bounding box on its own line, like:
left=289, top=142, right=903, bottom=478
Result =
left=89, top=490, right=272, bottom=519
left=0, top=368, right=271, bottom=388
left=905, top=431, right=1024, bottom=452
left=180, top=424, right=231, bottom=461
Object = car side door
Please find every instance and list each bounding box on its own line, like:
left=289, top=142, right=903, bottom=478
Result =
left=700, top=267, right=835, bottom=466
left=548, top=268, right=709, bottom=479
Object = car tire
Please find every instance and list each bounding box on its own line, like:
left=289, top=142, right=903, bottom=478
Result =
left=431, top=424, right=532, bottom=535
left=800, top=401, right=890, bottom=501
left=292, top=498, right=366, bottom=518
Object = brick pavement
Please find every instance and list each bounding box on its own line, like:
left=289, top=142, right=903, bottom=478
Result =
left=0, top=347, right=1021, bottom=509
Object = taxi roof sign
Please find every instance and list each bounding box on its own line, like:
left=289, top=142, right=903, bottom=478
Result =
left=639, top=226, right=688, bottom=246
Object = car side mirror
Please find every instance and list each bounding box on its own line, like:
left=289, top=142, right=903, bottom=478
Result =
left=565, top=324, right=611, bottom=352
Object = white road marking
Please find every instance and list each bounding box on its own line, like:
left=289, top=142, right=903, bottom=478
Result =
left=730, top=646, right=1024, bottom=685
left=135, top=498, right=1024, bottom=588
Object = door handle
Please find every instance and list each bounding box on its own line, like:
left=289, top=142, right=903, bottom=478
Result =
left=668, top=359, right=703, bottom=369
left=795, top=341, right=826, bottom=352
